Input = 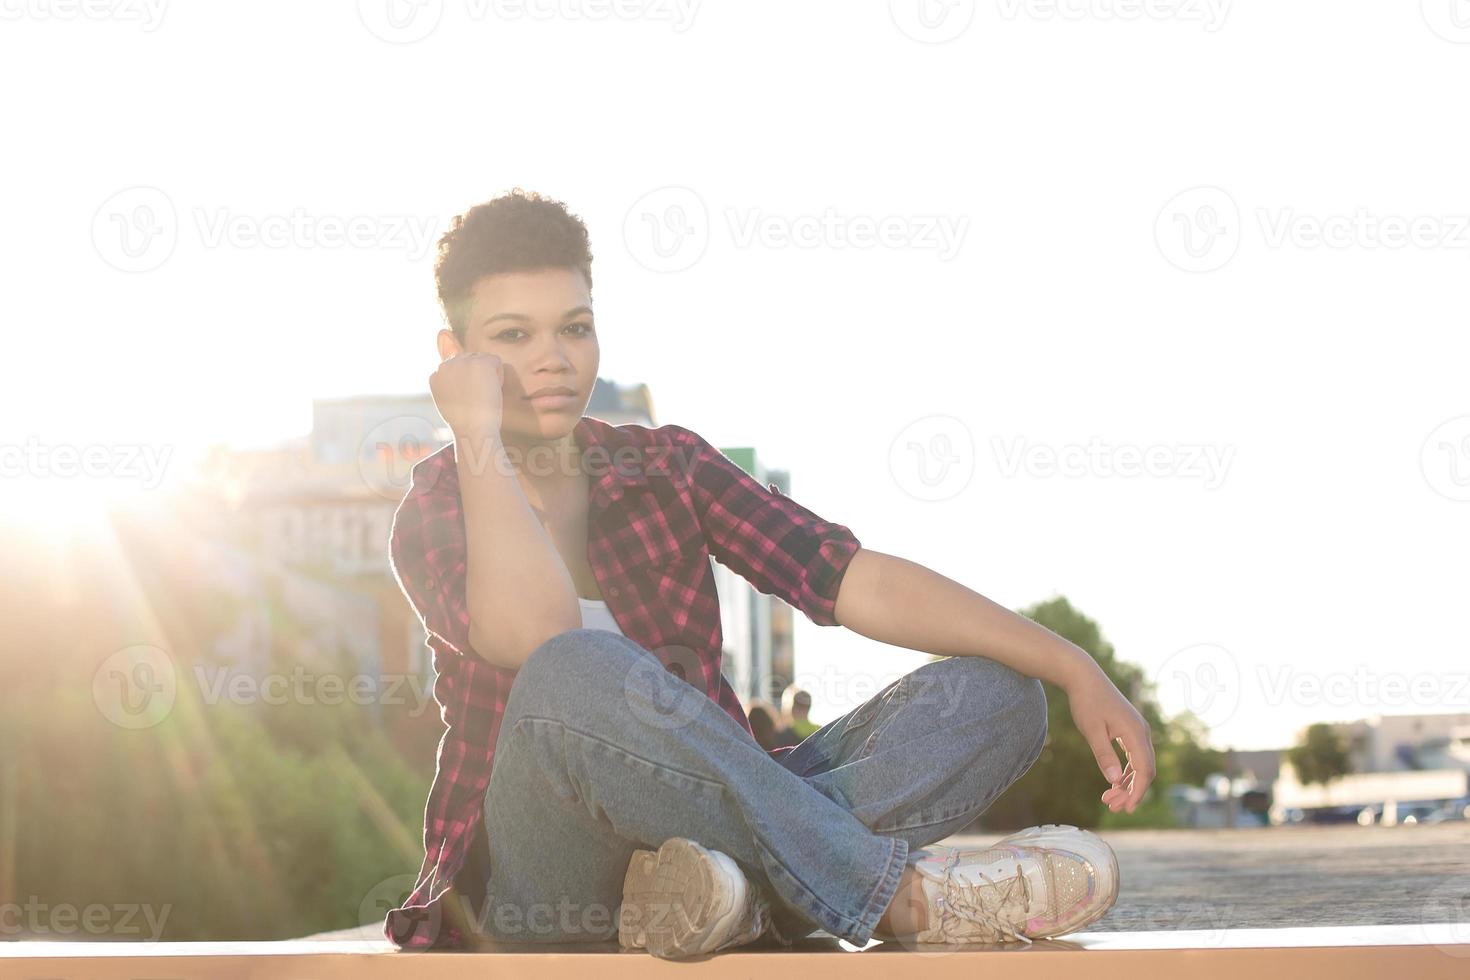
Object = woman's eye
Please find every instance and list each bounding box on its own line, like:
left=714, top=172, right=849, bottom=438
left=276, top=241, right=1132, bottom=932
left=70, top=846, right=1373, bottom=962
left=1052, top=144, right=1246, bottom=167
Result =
left=566, top=322, right=593, bottom=336
left=492, top=329, right=523, bottom=341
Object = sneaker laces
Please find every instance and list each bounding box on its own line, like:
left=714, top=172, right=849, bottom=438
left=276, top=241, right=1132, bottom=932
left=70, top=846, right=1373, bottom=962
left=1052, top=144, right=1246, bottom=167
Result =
left=935, top=848, right=1034, bottom=945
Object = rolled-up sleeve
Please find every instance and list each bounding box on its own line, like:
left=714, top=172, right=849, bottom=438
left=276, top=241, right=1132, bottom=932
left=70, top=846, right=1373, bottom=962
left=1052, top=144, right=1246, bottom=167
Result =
left=389, top=462, right=477, bottom=658
left=670, top=424, right=861, bottom=627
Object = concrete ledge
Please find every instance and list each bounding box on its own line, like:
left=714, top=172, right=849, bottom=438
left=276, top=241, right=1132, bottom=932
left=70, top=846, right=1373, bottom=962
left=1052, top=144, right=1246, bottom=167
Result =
left=4, top=925, right=1468, bottom=979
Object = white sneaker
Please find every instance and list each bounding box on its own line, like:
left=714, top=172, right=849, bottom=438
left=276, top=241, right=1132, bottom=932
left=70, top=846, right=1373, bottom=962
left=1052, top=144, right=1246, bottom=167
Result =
left=618, top=837, right=772, bottom=958
left=906, top=823, right=1119, bottom=944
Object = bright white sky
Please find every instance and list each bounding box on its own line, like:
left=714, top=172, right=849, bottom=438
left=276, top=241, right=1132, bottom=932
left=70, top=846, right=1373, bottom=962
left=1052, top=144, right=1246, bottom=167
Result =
left=3, top=2, right=1467, bottom=750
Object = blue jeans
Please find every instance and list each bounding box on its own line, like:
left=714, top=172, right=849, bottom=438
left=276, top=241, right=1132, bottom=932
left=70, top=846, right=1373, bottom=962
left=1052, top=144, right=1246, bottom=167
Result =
left=474, top=628, right=1048, bottom=947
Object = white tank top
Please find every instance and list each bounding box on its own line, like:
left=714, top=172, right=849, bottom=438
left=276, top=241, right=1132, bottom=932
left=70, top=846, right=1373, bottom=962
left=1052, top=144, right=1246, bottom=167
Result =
left=578, top=596, right=625, bottom=636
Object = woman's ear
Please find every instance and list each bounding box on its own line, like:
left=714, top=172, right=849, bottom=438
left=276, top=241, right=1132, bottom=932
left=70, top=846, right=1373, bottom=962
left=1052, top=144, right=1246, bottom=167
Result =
left=436, top=327, right=464, bottom=362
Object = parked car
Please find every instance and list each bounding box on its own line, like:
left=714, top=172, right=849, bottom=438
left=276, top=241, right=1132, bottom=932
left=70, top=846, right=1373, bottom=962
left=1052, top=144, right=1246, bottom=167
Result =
left=1423, top=796, right=1470, bottom=823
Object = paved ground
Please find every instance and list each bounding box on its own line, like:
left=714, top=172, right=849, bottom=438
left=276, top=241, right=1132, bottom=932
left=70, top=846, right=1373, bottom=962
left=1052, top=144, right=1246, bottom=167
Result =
left=996, top=823, right=1470, bottom=933
left=301, top=823, right=1470, bottom=946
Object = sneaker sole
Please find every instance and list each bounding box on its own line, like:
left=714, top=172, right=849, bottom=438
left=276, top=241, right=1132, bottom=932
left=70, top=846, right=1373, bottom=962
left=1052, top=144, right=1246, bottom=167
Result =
left=617, top=837, right=767, bottom=958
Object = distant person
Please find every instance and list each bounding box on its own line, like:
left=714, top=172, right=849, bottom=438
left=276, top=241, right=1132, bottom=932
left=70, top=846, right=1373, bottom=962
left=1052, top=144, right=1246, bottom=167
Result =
left=747, top=700, right=795, bottom=751
left=781, top=685, right=820, bottom=741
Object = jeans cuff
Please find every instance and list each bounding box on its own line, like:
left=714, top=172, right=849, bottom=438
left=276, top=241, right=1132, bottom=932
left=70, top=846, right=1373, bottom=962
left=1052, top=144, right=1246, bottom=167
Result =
left=849, top=835, right=910, bottom=945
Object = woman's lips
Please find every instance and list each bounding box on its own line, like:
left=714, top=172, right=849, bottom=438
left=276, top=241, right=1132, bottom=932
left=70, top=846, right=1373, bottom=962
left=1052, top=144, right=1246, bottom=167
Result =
left=526, top=392, right=577, bottom=409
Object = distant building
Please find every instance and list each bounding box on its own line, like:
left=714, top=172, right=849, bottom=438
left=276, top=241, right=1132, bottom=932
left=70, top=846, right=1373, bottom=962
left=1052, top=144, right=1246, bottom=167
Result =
left=1327, top=712, right=1470, bottom=773
left=197, top=381, right=795, bottom=739
left=706, top=446, right=797, bottom=706
left=1266, top=712, right=1470, bottom=825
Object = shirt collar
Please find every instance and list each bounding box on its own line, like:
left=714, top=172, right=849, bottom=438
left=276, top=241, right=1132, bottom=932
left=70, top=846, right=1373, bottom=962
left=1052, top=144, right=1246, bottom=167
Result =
left=573, top=414, right=644, bottom=511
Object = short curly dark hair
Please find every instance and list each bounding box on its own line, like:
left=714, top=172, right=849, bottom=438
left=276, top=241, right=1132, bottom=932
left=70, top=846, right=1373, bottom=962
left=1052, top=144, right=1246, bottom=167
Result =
left=434, top=188, right=594, bottom=341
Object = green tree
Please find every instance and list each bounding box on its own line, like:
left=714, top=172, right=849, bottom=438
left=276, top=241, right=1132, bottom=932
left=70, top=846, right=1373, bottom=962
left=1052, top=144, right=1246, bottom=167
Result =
left=1286, top=722, right=1351, bottom=786
left=978, top=596, right=1171, bottom=830
left=1162, top=711, right=1227, bottom=787
left=975, top=597, right=1236, bottom=830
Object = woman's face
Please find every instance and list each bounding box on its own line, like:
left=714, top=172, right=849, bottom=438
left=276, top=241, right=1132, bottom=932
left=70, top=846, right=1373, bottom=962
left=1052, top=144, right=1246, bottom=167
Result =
left=437, top=266, right=598, bottom=449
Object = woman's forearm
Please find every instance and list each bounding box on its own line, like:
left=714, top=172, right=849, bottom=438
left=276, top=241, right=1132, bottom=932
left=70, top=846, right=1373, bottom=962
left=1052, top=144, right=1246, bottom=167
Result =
left=833, top=548, right=1103, bottom=690
left=456, top=432, right=581, bottom=670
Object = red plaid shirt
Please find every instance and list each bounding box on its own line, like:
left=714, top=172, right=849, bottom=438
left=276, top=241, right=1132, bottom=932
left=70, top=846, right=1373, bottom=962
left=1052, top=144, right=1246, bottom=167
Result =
left=382, top=414, right=862, bottom=950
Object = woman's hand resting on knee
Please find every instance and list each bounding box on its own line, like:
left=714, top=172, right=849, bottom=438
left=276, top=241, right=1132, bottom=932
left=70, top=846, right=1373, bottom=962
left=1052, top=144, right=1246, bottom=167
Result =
left=1064, top=666, right=1156, bottom=814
